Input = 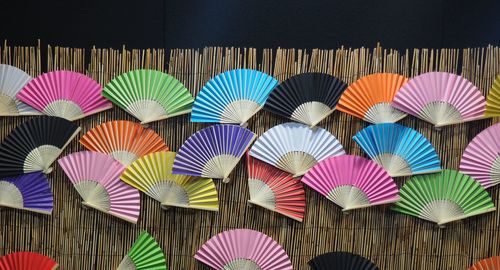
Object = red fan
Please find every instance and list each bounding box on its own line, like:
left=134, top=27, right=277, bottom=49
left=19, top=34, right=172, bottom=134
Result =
left=0, top=252, right=58, bottom=270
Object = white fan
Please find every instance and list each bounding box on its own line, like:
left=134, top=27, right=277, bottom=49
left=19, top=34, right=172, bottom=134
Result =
left=0, top=64, right=40, bottom=116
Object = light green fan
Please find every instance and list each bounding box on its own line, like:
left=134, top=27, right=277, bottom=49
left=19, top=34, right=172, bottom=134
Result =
left=103, top=69, right=194, bottom=124
left=117, top=231, right=167, bottom=270
left=392, top=169, right=496, bottom=226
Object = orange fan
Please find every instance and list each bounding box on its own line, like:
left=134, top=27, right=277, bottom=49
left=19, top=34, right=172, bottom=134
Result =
left=80, top=120, right=169, bottom=166
left=0, top=252, right=58, bottom=270
left=469, top=256, right=500, bottom=270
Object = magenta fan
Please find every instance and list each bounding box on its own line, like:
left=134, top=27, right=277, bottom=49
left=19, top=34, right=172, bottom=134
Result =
left=195, top=228, right=293, bottom=270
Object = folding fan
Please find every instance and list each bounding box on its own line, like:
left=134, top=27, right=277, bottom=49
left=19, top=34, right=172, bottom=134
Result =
left=16, top=70, right=112, bottom=121
left=352, top=123, right=441, bottom=177
left=337, top=73, right=408, bottom=123
left=0, top=116, right=80, bottom=178
left=392, top=71, right=486, bottom=127
left=469, top=256, right=500, bottom=270
left=264, top=72, right=347, bottom=127
left=392, top=169, right=496, bottom=226
left=79, top=120, right=169, bottom=166
left=117, top=231, right=167, bottom=270
left=246, top=153, right=306, bottom=221
left=121, top=151, right=219, bottom=211
left=249, top=122, right=345, bottom=177
left=103, top=69, right=194, bottom=124
left=172, top=124, right=255, bottom=183
left=485, top=75, right=500, bottom=117
left=308, top=252, right=379, bottom=270
left=0, top=252, right=58, bottom=270
left=191, top=69, right=278, bottom=125
left=0, top=172, right=53, bottom=215
left=0, top=64, right=40, bottom=116
left=58, top=151, right=140, bottom=223
left=195, top=229, right=293, bottom=270
left=302, top=155, right=399, bottom=211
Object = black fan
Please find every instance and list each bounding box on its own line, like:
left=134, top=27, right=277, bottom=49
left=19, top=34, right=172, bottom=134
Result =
left=308, top=252, right=379, bottom=270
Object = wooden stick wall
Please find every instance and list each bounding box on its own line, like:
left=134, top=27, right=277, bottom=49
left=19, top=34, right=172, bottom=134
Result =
left=0, top=41, right=499, bottom=269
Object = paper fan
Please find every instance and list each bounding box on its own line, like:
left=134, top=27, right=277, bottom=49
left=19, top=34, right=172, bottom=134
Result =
left=117, top=231, right=167, bottom=270
left=485, top=75, right=500, bottom=117
left=0, top=116, right=80, bottom=178
left=353, top=123, right=441, bottom=177
left=302, top=155, right=399, bottom=211
left=0, top=172, right=53, bottom=215
left=195, top=229, right=293, bottom=270
left=0, top=252, right=58, bottom=270
left=0, top=64, right=40, bottom=116
left=392, top=169, right=496, bottom=226
left=337, top=73, right=408, bottom=123
left=58, top=151, right=140, bottom=223
left=392, top=72, right=486, bottom=127
left=249, top=122, right=345, bottom=177
left=469, top=256, right=500, bottom=270
left=172, top=124, right=255, bottom=183
left=264, top=72, right=347, bottom=127
left=121, top=151, right=219, bottom=211
left=103, top=69, right=194, bottom=124
left=16, top=70, right=112, bottom=121
left=79, top=120, right=169, bottom=166
left=247, top=153, right=306, bottom=221
left=191, top=69, right=278, bottom=125
left=308, top=252, right=379, bottom=270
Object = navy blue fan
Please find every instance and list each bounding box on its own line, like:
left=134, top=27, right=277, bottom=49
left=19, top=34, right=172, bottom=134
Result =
left=309, top=252, right=379, bottom=270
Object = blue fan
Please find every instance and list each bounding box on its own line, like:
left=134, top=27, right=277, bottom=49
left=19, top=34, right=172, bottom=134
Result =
left=191, top=69, right=278, bottom=125
left=353, top=123, right=441, bottom=177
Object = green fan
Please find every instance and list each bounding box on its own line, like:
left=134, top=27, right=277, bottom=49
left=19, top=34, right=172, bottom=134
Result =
left=103, top=69, right=194, bottom=124
left=117, top=231, right=167, bottom=270
left=393, top=169, right=496, bottom=226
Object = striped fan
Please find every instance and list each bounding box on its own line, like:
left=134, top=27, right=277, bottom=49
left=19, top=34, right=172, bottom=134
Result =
left=79, top=120, right=169, bottom=166
left=195, top=229, right=293, bottom=270
left=16, top=70, right=112, bottom=121
left=103, top=69, right=194, bottom=124
left=353, top=123, right=441, bottom=177
left=0, top=172, right=53, bottom=215
left=264, top=72, right=347, bottom=127
left=337, top=73, right=408, bottom=123
left=392, top=169, right=496, bottom=226
left=392, top=72, right=486, bottom=127
left=469, top=256, right=500, bottom=270
left=117, top=231, right=167, bottom=270
left=0, top=116, right=80, bottom=178
left=308, top=252, right=379, bottom=270
left=0, top=252, right=58, bottom=270
left=121, top=151, right=219, bottom=211
left=172, top=124, right=256, bottom=183
left=485, top=75, right=500, bottom=117
left=249, top=122, right=345, bottom=177
left=0, top=64, right=40, bottom=116
left=302, top=155, right=399, bottom=211
left=58, top=151, right=140, bottom=223
left=247, top=153, right=306, bottom=221
left=191, top=69, right=278, bottom=125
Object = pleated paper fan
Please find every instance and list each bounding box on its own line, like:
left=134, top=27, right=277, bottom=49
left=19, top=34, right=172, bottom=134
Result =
left=392, top=72, right=486, bottom=127
left=264, top=72, right=347, bottom=127
left=0, top=116, right=80, bottom=178
left=249, top=122, right=346, bottom=177
left=337, top=73, right=408, bottom=123
left=485, top=75, right=500, bottom=117
left=172, top=124, right=256, bottom=183
left=0, top=172, right=53, bottom=215
left=0, top=64, right=40, bottom=116
left=80, top=120, right=169, bottom=166
left=121, top=151, right=219, bottom=211
left=117, top=231, right=167, bottom=270
left=353, top=123, right=441, bottom=177
left=195, top=229, right=293, bottom=270
left=392, top=169, right=496, bottom=226
left=247, top=153, right=306, bottom=221
left=58, top=151, right=140, bottom=223
left=302, top=155, right=399, bottom=211
left=103, top=69, right=194, bottom=124
left=469, top=256, right=500, bottom=270
left=191, top=69, right=278, bottom=125
left=308, top=252, right=379, bottom=270
left=16, top=70, right=112, bottom=121
left=0, top=252, right=58, bottom=270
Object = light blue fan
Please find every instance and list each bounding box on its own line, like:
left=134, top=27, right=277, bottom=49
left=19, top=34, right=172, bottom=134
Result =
left=353, top=123, right=441, bottom=177
left=191, top=69, right=278, bottom=125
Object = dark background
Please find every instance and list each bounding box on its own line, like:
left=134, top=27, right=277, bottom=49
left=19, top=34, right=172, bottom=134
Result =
left=1, top=0, right=499, bottom=50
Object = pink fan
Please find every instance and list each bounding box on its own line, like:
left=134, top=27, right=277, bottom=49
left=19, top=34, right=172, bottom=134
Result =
left=302, top=155, right=399, bottom=211
left=16, top=70, right=112, bottom=121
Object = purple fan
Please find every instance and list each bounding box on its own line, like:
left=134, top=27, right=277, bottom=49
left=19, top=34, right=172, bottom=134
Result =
left=0, top=172, right=53, bottom=214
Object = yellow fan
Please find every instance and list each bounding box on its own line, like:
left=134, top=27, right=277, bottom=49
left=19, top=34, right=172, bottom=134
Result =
left=485, top=75, right=500, bottom=117
left=121, top=151, right=219, bottom=211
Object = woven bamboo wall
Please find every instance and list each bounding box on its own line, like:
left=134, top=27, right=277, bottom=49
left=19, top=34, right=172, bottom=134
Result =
left=0, top=41, right=499, bottom=270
